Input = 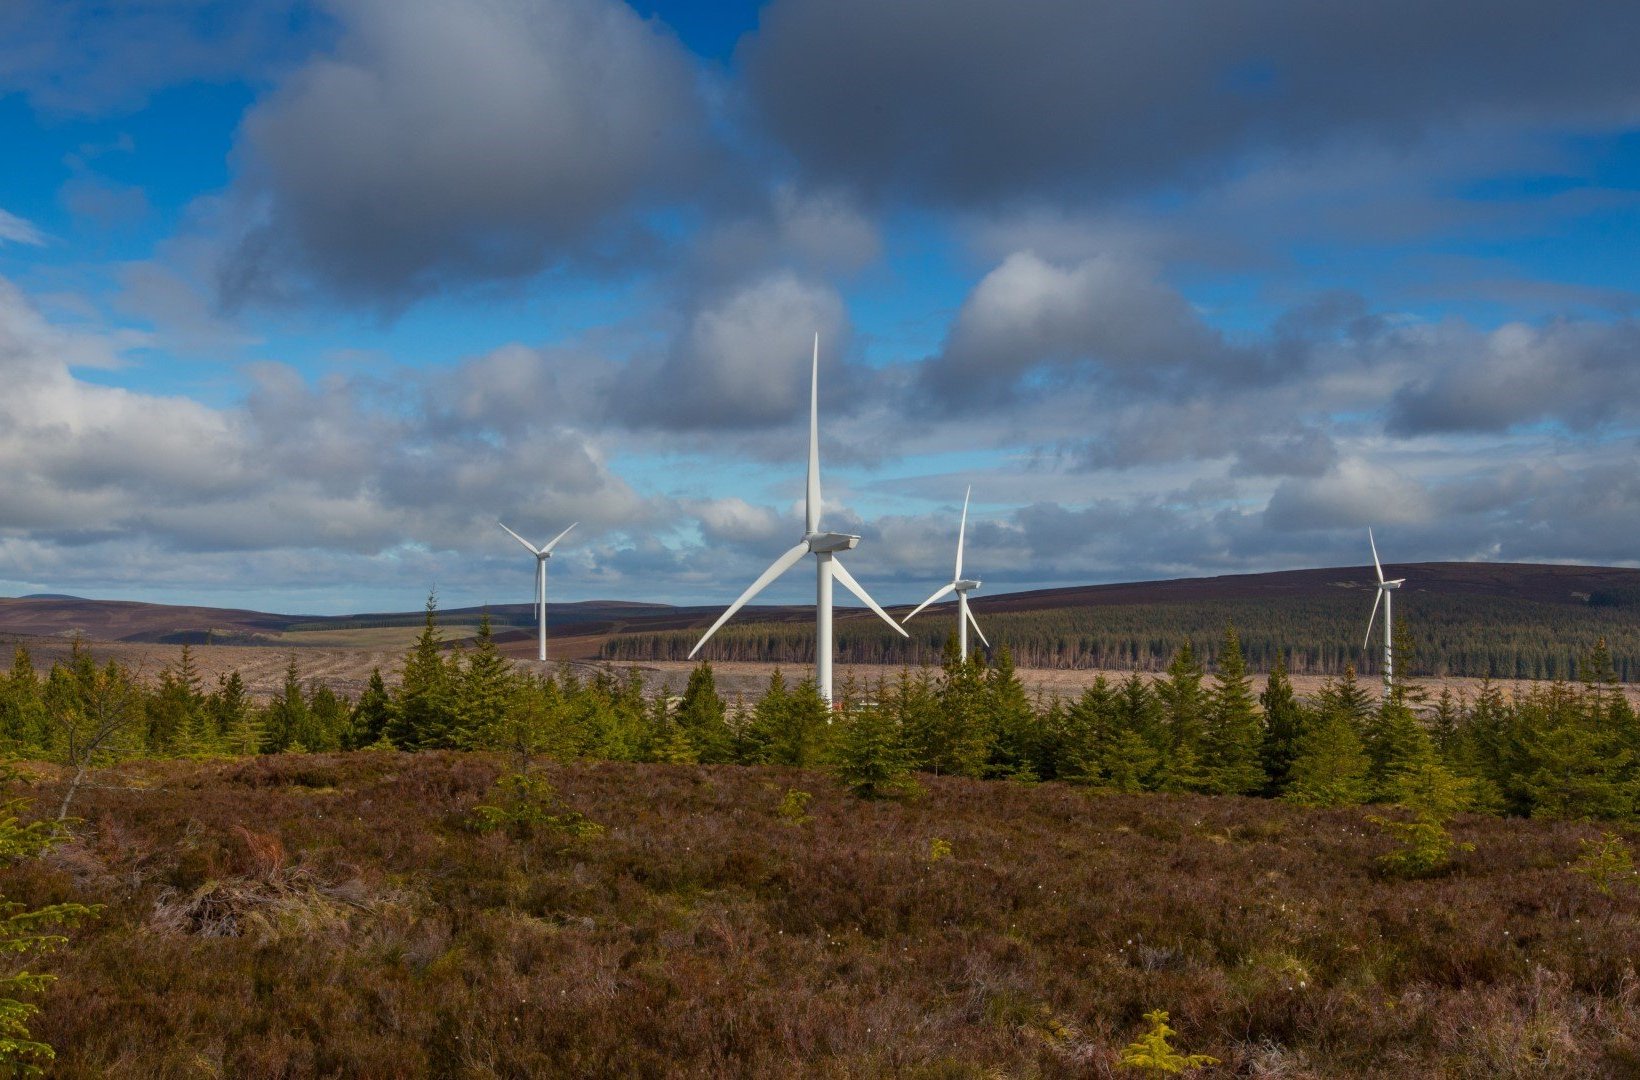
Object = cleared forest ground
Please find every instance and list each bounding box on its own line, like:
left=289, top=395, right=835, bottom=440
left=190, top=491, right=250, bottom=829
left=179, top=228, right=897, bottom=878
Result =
left=8, top=752, right=1640, bottom=1077
left=9, top=632, right=1640, bottom=709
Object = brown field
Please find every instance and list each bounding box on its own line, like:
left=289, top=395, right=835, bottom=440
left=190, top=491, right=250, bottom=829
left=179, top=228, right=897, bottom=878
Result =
left=8, top=751, right=1640, bottom=1077
left=8, top=631, right=1640, bottom=710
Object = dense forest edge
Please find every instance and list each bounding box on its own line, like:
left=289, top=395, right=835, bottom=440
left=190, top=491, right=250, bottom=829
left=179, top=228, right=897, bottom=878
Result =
left=604, top=589, right=1640, bottom=682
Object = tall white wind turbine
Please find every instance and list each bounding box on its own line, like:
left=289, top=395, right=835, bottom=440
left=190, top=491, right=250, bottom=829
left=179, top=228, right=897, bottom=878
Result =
left=903, top=486, right=989, bottom=662
left=499, top=520, right=577, bottom=663
left=1362, top=527, right=1405, bottom=694
left=689, top=334, right=908, bottom=702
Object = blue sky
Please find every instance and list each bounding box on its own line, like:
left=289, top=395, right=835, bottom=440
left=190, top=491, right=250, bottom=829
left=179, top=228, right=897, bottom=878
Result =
left=2, top=0, right=1639, bottom=615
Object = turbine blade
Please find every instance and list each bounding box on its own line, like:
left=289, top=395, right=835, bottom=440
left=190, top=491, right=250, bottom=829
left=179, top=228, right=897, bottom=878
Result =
left=541, top=521, right=578, bottom=554
left=498, top=521, right=539, bottom=554
left=904, top=581, right=957, bottom=622
left=689, top=541, right=810, bottom=657
left=806, top=333, right=821, bottom=535
left=831, top=559, right=910, bottom=637
left=1363, top=587, right=1383, bottom=650
left=965, top=604, right=990, bottom=648
left=955, top=485, right=970, bottom=580
left=1369, top=527, right=1384, bottom=584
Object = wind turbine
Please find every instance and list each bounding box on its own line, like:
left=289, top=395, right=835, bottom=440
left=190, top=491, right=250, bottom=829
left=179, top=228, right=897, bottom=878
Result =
left=903, top=486, right=989, bottom=662
left=498, top=520, right=577, bottom=663
left=689, top=334, right=908, bottom=702
left=1362, top=527, right=1405, bottom=694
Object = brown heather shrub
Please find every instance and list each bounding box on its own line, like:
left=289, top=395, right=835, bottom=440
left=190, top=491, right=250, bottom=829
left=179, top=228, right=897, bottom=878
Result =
left=5, top=753, right=1640, bottom=1076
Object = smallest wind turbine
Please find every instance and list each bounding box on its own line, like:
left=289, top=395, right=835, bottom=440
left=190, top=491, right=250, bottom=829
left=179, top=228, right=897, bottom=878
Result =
left=1362, top=527, right=1405, bottom=693
left=499, top=520, right=577, bottom=663
left=903, top=486, right=989, bottom=662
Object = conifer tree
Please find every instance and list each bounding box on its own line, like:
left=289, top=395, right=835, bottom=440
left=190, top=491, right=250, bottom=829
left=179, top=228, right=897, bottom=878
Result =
left=921, top=640, right=991, bottom=777
left=209, top=671, right=262, bottom=756
left=345, top=669, right=394, bottom=750
left=304, top=682, right=348, bottom=751
left=389, top=591, right=459, bottom=750
left=1259, top=653, right=1304, bottom=795
left=985, top=645, right=1040, bottom=780
left=833, top=701, right=917, bottom=798
left=454, top=616, right=515, bottom=750
left=745, top=674, right=830, bottom=767
left=675, top=661, right=734, bottom=764
left=1204, top=625, right=1265, bottom=795
left=260, top=657, right=311, bottom=754
left=1155, top=642, right=1210, bottom=792
left=0, top=647, right=47, bottom=756
left=1285, top=709, right=1372, bottom=807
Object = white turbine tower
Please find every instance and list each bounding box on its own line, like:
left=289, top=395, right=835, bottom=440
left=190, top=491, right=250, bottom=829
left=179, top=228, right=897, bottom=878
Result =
left=689, top=334, right=908, bottom=702
left=1362, top=527, right=1405, bottom=694
left=903, top=486, right=989, bottom=662
left=498, top=520, right=577, bottom=663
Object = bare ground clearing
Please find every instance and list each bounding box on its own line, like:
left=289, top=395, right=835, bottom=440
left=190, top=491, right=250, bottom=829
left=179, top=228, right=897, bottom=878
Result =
left=9, top=631, right=1638, bottom=707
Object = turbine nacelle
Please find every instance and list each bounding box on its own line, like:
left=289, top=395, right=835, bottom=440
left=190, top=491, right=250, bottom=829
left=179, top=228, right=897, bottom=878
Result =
left=805, top=531, right=860, bottom=554
left=954, top=579, right=981, bottom=592
left=1380, top=579, right=1405, bottom=590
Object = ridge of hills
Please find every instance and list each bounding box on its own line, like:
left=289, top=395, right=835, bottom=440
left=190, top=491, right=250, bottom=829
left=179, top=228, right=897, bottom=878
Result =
left=3, top=561, right=1636, bottom=647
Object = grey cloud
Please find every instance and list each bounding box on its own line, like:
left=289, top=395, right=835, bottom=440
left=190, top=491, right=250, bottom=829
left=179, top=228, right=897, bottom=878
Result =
left=741, top=0, right=1640, bottom=205
left=1387, top=319, right=1640, bottom=435
left=221, top=0, right=710, bottom=304
left=918, top=251, right=1263, bottom=411
left=609, top=272, right=854, bottom=431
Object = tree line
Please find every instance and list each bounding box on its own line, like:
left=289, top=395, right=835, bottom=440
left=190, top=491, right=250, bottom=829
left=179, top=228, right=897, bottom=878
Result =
left=601, top=591, right=1640, bottom=681
left=4, top=597, right=1640, bottom=823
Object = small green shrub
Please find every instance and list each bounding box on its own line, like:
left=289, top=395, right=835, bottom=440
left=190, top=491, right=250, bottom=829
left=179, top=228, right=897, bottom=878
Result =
left=1119, top=1009, right=1219, bottom=1074
left=776, top=788, right=812, bottom=826
left=467, top=772, right=604, bottom=840
left=1572, top=832, right=1638, bottom=896
left=1371, top=816, right=1472, bottom=878
left=928, top=837, right=952, bottom=863
left=0, top=791, right=100, bottom=1076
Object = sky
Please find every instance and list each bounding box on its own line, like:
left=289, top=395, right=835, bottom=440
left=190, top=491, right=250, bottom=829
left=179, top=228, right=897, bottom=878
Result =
left=2, top=0, right=1639, bottom=615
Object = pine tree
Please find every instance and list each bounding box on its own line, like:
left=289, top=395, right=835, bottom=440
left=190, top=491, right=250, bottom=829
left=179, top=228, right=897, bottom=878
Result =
left=746, top=675, right=831, bottom=768
left=833, top=701, right=917, bottom=799
left=1204, top=625, right=1265, bottom=795
left=345, top=669, right=395, bottom=750
left=389, top=591, right=459, bottom=750
left=676, top=661, right=734, bottom=764
left=923, top=645, right=991, bottom=778
left=985, top=645, right=1039, bottom=780
left=1155, top=642, right=1210, bottom=792
left=210, top=671, right=262, bottom=757
left=304, top=682, right=348, bottom=751
left=0, top=647, right=47, bottom=756
left=454, top=616, right=515, bottom=750
left=1259, top=653, right=1304, bottom=796
left=260, top=657, right=311, bottom=754
left=1285, top=710, right=1372, bottom=807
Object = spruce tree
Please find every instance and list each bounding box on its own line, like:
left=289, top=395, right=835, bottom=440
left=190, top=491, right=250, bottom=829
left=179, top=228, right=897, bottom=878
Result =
left=0, top=647, right=47, bottom=756
left=1285, top=710, right=1372, bottom=807
left=209, top=671, right=261, bottom=756
left=260, top=657, right=311, bottom=754
left=345, top=669, right=395, bottom=750
left=389, top=591, right=459, bottom=750
left=1259, top=653, right=1304, bottom=796
left=1204, top=625, right=1265, bottom=795
left=455, top=616, right=515, bottom=749
left=1155, top=642, right=1210, bottom=792
left=676, top=661, right=734, bottom=764
left=985, top=645, right=1039, bottom=780
left=833, top=701, right=917, bottom=798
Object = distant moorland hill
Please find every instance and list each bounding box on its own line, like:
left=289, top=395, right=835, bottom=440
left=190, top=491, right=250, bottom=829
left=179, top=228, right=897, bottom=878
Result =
left=6, top=561, right=1640, bottom=680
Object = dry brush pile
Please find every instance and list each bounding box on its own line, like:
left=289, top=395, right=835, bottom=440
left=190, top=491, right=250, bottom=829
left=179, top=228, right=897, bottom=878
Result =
left=4, top=752, right=1640, bottom=1077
